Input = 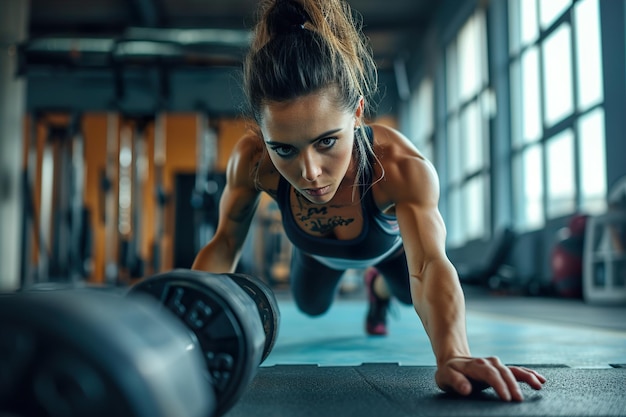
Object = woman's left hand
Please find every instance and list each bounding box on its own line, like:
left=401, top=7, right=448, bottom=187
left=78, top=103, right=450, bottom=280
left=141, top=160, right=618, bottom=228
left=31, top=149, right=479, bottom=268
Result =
left=435, top=356, right=547, bottom=401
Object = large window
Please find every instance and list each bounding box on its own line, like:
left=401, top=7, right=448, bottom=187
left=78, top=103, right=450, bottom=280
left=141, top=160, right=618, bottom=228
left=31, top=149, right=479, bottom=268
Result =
left=443, top=10, right=491, bottom=247
left=509, top=0, right=606, bottom=231
left=408, top=77, right=435, bottom=162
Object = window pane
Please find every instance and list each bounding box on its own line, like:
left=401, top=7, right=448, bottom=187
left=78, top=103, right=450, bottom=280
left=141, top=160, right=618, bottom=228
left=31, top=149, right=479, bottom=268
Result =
left=514, top=145, right=544, bottom=230
left=447, top=116, right=462, bottom=184
left=458, top=15, right=481, bottom=101
left=512, top=153, right=523, bottom=227
left=525, top=146, right=544, bottom=229
left=539, top=0, right=571, bottom=30
left=574, top=0, right=604, bottom=110
left=412, top=77, right=434, bottom=146
left=509, top=0, right=522, bottom=54
left=447, top=187, right=463, bottom=247
left=521, top=0, right=539, bottom=46
left=510, top=60, right=523, bottom=147
left=477, top=11, right=489, bottom=88
left=479, top=90, right=493, bottom=165
left=461, top=101, right=483, bottom=174
left=546, top=129, right=576, bottom=218
left=521, top=47, right=542, bottom=142
left=465, top=175, right=486, bottom=240
left=578, top=108, right=607, bottom=214
left=542, top=23, right=574, bottom=126
left=446, top=41, right=458, bottom=112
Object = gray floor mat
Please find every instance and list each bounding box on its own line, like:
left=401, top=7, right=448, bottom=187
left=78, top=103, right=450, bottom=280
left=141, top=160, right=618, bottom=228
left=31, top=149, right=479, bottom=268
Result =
left=225, top=363, right=626, bottom=417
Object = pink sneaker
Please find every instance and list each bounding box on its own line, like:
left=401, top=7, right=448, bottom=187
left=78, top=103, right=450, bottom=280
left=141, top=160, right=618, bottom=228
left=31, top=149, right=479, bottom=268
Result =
left=364, top=268, right=389, bottom=336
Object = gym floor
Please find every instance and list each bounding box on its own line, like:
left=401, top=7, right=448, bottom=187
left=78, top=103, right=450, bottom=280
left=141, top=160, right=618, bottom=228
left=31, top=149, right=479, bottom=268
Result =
left=226, top=283, right=626, bottom=417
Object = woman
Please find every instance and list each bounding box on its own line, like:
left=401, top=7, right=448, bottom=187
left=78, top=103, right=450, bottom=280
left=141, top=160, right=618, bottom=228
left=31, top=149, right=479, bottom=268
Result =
left=192, top=0, right=546, bottom=401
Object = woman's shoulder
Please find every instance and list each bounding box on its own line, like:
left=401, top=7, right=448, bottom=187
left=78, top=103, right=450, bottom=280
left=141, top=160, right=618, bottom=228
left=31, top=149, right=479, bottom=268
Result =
left=368, top=123, right=431, bottom=171
left=229, top=129, right=281, bottom=197
left=368, top=123, right=439, bottom=204
left=231, top=129, right=263, bottom=158
left=369, top=123, right=420, bottom=155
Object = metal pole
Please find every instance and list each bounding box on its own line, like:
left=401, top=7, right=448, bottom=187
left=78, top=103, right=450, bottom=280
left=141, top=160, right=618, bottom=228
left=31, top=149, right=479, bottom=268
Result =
left=0, top=0, right=29, bottom=291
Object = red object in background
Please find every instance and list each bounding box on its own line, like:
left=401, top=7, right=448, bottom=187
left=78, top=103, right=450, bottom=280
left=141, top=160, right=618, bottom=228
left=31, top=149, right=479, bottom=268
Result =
left=568, top=213, right=589, bottom=237
left=551, top=214, right=588, bottom=298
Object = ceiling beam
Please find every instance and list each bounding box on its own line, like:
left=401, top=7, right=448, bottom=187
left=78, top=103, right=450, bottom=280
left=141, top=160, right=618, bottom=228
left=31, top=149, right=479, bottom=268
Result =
left=130, top=0, right=163, bottom=27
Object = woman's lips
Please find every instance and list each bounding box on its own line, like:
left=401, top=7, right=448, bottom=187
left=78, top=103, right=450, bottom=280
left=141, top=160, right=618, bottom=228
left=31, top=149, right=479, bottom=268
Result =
left=303, top=185, right=330, bottom=197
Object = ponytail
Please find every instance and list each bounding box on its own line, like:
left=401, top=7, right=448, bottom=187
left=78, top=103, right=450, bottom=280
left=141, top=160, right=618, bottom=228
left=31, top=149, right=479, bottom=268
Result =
left=244, top=0, right=377, bottom=121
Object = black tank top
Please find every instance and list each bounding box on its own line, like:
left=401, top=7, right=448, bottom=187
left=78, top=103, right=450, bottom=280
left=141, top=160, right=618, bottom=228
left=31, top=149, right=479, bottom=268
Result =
left=276, top=126, right=403, bottom=269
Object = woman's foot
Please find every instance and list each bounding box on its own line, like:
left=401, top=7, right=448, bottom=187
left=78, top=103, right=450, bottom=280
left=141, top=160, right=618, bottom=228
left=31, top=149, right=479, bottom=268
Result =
left=364, top=268, right=390, bottom=336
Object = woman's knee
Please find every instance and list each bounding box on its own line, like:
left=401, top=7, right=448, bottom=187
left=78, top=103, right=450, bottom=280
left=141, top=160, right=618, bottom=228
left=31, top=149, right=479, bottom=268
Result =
left=289, top=252, right=342, bottom=316
left=292, top=294, right=332, bottom=316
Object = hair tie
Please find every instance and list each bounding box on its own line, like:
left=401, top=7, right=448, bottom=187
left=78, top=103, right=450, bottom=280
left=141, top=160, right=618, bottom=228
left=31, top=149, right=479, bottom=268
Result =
left=268, top=0, right=310, bottom=36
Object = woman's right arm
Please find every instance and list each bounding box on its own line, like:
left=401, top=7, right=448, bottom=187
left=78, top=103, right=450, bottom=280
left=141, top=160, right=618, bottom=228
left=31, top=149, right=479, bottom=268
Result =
left=191, top=134, right=263, bottom=273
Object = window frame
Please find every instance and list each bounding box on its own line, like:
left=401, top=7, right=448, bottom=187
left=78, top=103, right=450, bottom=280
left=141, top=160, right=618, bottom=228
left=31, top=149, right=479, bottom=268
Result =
left=508, top=0, right=607, bottom=232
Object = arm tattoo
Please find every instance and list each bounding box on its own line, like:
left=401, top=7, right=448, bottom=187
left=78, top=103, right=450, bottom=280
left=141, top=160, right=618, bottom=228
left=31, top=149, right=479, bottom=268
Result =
left=228, top=199, right=259, bottom=223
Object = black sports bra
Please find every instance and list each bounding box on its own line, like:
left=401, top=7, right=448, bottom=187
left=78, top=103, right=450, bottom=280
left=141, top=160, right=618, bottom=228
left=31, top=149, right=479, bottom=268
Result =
left=275, top=126, right=402, bottom=268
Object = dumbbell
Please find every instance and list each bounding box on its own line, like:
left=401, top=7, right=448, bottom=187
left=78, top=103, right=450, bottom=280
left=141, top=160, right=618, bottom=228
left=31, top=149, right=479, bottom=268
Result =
left=1, top=270, right=281, bottom=417
left=127, top=269, right=281, bottom=416
left=222, top=272, right=281, bottom=364
left=0, top=288, right=214, bottom=417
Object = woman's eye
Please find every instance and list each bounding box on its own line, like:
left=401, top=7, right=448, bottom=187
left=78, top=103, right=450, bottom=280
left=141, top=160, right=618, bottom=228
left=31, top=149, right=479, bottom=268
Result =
left=318, top=137, right=337, bottom=149
left=271, top=145, right=295, bottom=157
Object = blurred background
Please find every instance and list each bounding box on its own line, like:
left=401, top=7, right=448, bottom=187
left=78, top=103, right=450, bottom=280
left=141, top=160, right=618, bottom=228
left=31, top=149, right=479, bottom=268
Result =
left=0, top=0, right=625, bottom=306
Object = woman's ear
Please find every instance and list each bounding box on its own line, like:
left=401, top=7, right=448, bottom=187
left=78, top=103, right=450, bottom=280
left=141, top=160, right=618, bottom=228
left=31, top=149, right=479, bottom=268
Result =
left=354, top=96, right=365, bottom=124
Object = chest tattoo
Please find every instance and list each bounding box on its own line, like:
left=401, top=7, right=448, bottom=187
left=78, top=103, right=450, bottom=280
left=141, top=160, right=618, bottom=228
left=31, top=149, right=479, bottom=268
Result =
left=308, top=217, right=355, bottom=234
left=295, top=206, right=355, bottom=235
left=291, top=188, right=358, bottom=235
left=298, top=207, right=327, bottom=221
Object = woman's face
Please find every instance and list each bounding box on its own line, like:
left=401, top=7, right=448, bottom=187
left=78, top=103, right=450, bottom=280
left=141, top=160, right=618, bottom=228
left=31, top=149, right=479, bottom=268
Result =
left=260, top=89, right=362, bottom=204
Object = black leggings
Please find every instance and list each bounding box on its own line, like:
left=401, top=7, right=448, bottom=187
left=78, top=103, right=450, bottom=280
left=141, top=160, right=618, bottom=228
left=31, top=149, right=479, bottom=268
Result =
left=289, top=247, right=412, bottom=316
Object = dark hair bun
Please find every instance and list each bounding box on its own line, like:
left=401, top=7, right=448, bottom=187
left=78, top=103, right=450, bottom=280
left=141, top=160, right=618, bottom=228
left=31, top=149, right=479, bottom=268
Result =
left=266, top=0, right=311, bottom=36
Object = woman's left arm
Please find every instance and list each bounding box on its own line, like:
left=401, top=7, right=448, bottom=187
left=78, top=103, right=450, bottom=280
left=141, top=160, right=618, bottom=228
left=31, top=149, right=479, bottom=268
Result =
left=388, top=152, right=546, bottom=402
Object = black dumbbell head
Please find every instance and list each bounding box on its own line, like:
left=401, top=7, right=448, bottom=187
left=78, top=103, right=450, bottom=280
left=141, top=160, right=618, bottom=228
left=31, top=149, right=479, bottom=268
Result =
left=224, top=273, right=280, bottom=364
left=0, top=289, right=214, bottom=417
left=127, top=269, right=265, bottom=416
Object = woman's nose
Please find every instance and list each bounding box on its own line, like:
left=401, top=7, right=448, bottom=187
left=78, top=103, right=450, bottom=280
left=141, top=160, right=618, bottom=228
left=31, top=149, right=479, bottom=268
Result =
left=300, top=152, right=322, bottom=182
